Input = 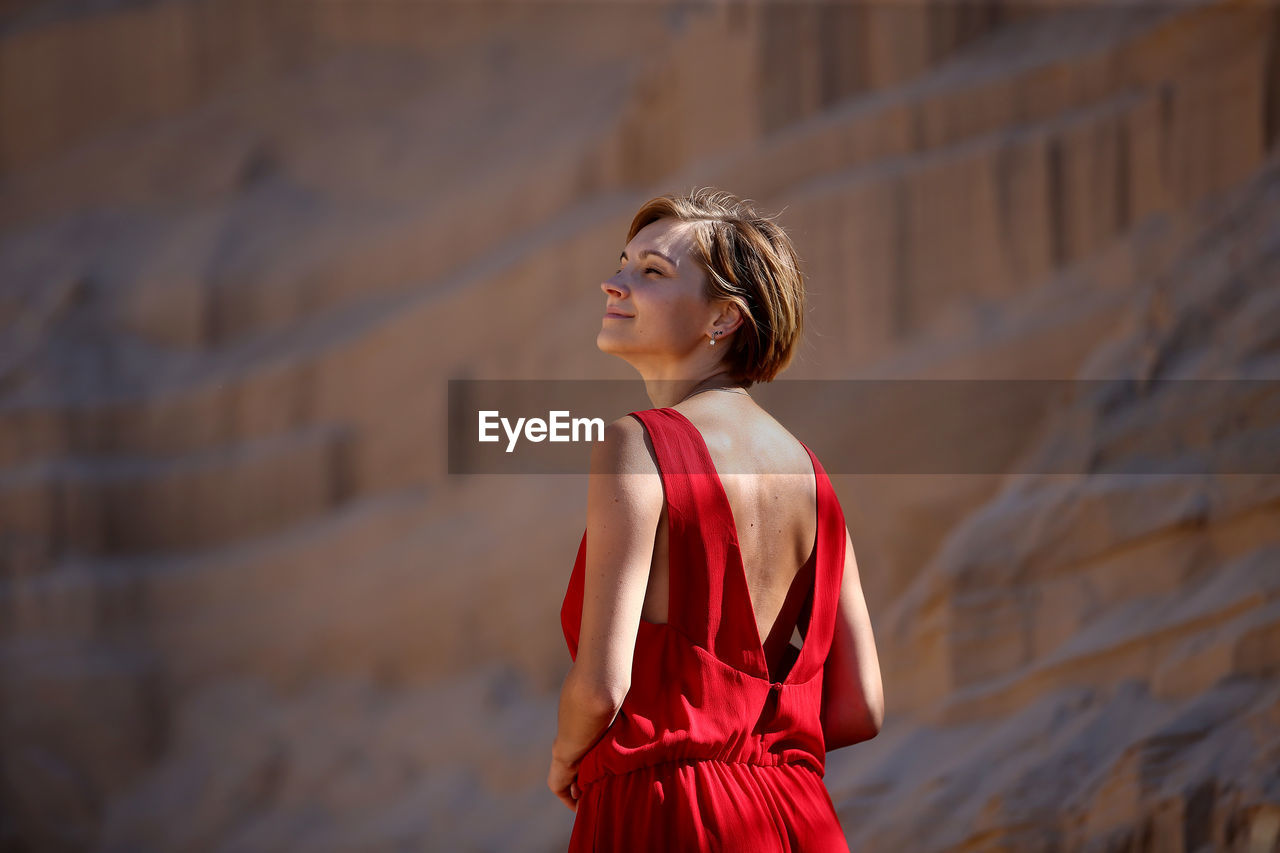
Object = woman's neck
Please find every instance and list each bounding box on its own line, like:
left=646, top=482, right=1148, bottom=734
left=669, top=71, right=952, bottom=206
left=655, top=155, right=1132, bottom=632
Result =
left=644, top=372, right=748, bottom=408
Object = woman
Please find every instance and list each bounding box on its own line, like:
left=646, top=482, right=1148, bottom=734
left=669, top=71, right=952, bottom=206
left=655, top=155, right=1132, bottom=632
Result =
left=550, top=188, right=884, bottom=851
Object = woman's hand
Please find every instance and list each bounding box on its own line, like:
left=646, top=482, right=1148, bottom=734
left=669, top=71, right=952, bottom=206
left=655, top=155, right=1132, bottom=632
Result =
left=548, top=752, right=582, bottom=811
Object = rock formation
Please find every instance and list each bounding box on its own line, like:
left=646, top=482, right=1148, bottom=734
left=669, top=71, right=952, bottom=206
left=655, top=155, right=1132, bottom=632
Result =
left=0, top=1, right=1276, bottom=850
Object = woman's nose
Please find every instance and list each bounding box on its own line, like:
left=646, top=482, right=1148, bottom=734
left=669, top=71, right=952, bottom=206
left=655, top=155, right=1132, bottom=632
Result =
left=601, top=277, right=626, bottom=297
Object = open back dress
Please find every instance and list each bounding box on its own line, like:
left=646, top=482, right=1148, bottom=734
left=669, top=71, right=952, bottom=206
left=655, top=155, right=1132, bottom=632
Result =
left=560, top=407, right=852, bottom=852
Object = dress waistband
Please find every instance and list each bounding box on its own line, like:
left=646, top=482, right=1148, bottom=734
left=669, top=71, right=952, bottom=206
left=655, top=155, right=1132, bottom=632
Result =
left=579, top=751, right=822, bottom=789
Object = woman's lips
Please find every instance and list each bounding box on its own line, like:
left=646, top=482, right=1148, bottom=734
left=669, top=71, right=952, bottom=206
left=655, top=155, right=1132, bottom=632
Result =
left=604, top=311, right=633, bottom=318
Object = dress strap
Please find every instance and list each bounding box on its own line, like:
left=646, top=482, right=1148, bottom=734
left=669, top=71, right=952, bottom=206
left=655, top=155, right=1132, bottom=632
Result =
left=626, top=409, right=743, bottom=656
left=784, top=446, right=847, bottom=684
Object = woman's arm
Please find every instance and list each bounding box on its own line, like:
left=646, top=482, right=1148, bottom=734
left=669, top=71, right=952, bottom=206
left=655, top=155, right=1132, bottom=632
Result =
left=821, top=524, right=885, bottom=750
left=549, top=416, right=664, bottom=810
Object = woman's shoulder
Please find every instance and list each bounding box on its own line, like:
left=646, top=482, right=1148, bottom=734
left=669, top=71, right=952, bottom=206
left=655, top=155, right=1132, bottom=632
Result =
left=589, top=414, right=660, bottom=477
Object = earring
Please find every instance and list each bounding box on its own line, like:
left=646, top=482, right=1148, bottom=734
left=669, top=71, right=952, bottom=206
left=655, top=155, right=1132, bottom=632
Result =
left=709, top=331, right=723, bottom=347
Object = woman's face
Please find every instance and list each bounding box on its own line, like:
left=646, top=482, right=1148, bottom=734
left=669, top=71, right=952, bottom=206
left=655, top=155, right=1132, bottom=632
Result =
left=597, top=217, right=727, bottom=365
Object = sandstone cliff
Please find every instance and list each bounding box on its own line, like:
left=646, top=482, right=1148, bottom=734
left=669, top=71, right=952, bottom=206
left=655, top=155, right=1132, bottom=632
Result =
left=0, top=1, right=1276, bottom=850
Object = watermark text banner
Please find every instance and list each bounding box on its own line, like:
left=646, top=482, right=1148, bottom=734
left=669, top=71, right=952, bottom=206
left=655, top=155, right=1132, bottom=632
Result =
left=447, top=379, right=1280, bottom=475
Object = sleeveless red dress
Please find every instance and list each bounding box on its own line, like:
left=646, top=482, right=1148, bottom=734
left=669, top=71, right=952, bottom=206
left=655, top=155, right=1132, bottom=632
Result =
left=560, top=407, right=851, bottom=852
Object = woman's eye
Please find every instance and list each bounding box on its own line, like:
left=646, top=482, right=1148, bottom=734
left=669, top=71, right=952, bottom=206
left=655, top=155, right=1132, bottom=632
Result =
left=645, top=267, right=661, bottom=275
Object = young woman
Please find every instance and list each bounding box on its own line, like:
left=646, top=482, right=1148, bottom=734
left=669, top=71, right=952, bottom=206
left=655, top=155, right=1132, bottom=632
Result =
left=551, top=188, right=883, bottom=851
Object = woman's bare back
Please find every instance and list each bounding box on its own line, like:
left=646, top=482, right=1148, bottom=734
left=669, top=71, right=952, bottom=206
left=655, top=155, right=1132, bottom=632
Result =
left=639, top=395, right=819, bottom=648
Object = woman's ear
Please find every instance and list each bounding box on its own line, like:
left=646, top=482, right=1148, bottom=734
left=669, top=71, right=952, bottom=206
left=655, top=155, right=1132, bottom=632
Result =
left=715, top=301, right=745, bottom=337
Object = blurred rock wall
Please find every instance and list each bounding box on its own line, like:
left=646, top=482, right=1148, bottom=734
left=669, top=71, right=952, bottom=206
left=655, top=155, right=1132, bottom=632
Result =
left=0, top=1, right=1277, bottom=850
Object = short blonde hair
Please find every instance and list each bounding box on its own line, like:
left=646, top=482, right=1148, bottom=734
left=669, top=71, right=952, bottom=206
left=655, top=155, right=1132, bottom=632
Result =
left=625, top=187, right=805, bottom=387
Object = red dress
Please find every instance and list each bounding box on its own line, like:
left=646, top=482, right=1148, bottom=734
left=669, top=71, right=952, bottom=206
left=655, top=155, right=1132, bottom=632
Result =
left=560, top=407, right=851, bottom=852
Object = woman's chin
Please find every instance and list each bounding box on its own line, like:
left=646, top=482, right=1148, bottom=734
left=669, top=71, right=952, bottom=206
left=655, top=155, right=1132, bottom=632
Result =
left=596, top=331, right=624, bottom=353
left=596, top=336, right=641, bottom=364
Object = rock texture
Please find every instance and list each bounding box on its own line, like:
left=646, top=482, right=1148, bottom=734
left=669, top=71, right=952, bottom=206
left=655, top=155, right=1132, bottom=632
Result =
left=0, top=1, right=1277, bottom=851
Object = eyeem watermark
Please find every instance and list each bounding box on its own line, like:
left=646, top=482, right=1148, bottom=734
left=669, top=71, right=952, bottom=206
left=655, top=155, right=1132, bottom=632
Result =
left=449, top=378, right=1280, bottom=475
left=478, top=410, right=605, bottom=453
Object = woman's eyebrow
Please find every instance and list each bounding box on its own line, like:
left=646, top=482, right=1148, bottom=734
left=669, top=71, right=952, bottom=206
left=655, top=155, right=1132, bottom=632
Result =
left=619, top=249, right=676, bottom=266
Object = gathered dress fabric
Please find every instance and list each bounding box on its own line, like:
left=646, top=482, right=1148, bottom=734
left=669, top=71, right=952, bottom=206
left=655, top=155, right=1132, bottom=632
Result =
left=560, top=407, right=852, bottom=852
